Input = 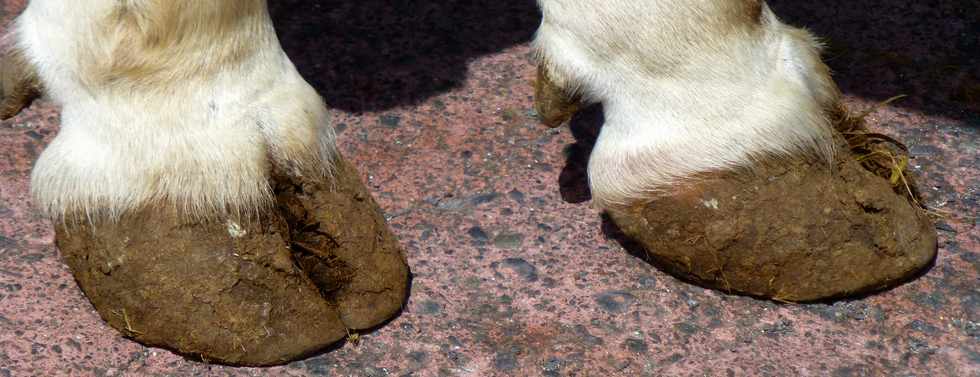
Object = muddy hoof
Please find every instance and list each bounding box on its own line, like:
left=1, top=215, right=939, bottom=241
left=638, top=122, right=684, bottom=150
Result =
left=55, top=156, right=409, bottom=366
left=0, top=47, right=41, bottom=119
left=608, top=148, right=937, bottom=302
left=274, top=158, right=410, bottom=329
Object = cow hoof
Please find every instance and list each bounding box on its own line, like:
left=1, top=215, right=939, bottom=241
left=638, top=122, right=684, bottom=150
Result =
left=606, top=131, right=937, bottom=302
left=0, top=47, right=41, bottom=119
left=55, top=155, right=409, bottom=366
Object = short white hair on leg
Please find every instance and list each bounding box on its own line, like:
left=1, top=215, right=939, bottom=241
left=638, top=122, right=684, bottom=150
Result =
left=17, top=0, right=336, bottom=221
left=533, top=0, right=839, bottom=208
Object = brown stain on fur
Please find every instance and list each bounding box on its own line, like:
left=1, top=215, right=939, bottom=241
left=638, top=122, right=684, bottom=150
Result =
left=84, top=0, right=268, bottom=89
left=534, top=64, right=581, bottom=128
left=734, top=0, right=765, bottom=26
left=687, top=0, right=766, bottom=35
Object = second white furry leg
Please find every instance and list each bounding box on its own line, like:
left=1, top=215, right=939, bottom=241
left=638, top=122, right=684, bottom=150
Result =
left=534, top=0, right=839, bottom=208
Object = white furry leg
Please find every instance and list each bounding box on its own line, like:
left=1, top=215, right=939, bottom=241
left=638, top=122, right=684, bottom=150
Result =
left=16, top=0, right=335, bottom=220
left=11, top=2, right=411, bottom=364
left=534, top=0, right=840, bottom=208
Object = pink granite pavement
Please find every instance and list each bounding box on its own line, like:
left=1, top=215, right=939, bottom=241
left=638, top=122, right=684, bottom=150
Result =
left=1, top=1, right=977, bottom=376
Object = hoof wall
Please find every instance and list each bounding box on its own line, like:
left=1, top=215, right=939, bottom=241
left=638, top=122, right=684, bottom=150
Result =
left=608, top=151, right=937, bottom=302
left=56, top=156, right=409, bottom=366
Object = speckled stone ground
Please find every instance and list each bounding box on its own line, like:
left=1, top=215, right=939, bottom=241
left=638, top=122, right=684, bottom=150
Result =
left=1, top=1, right=977, bottom=376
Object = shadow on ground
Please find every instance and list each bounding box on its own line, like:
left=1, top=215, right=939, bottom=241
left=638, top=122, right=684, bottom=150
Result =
left=768, top=0, right=979, bottom=122
left=269, top=0, right=541, bottom=113
left=272, top=0, right=976, bottom=122
left=557, top=105, right=604, bottom=204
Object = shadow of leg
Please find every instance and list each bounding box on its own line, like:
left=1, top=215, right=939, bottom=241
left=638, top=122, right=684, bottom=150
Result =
left=768, top=0, right=979, bottom=121
left=557, top=104, right=604, bottom=204
left=269, top=0, right=541, bottom=113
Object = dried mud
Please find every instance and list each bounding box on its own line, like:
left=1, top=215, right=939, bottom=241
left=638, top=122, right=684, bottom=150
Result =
left=608, top=141, right=938, bottom=302
left=55, top=156, right=409, bottom=366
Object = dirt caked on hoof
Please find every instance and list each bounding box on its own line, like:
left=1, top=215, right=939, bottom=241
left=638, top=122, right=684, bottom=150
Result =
left=0, top=46, right=41, bottom=120
left=606, top=127, right=938, bottom=302
left=55, top=157, right=409, bottom=366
